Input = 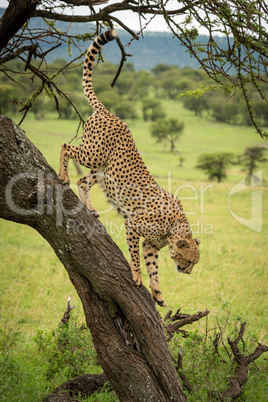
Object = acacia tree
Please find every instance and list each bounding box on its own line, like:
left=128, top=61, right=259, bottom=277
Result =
left=151, top=117, right=184, bottom=152
left=1, top=1, right=268, bottom=400
left=196, top=152, right=234, bottom=182
left=142, top=98, right=166, bottom=121
left=240, top=145, right=267, bottom=178
left=0, top=0, right=267, bottom=137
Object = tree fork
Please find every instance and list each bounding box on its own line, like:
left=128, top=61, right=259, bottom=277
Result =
left=0, top=115, right=186, bottom=401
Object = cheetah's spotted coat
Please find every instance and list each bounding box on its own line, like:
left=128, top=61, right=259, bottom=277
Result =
left=59, top=29, right=200, bottom=306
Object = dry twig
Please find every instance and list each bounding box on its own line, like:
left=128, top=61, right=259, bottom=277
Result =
left=59, top=297, right=75, bottom=326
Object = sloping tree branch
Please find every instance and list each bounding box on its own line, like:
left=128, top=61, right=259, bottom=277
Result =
left=0, top=115, right=187, bottom=401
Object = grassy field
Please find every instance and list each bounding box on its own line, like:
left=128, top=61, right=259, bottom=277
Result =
left=0, top=102, right=267, bottom=400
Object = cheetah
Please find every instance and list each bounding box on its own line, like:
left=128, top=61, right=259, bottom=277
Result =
left=59, top=29, right=200, bottom=307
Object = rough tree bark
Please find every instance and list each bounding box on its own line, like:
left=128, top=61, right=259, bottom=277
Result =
left=0, top=115, right=187, bottom=401
left=0, top=0, right=41, bottom=54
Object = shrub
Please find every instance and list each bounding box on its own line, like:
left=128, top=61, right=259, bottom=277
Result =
left=168, top=304, right=268, bottom=401
left=34, top=316, right=99, bottom=387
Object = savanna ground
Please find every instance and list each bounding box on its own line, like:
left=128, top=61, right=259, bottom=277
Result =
left=0, top=99, right=267, bottom=400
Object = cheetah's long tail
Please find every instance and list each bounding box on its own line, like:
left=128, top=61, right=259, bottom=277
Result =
left=83, top=29, right=118, bottom=112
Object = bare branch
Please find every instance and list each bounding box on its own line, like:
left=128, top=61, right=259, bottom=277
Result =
left=163, top=309, right=210, bottom=341
left=218, top=321, right=268, bottom=400
left=59, top=297, right=75, bottom=326
left=0, top=44, right=38, bottom=64
left=62, top=0, right=108, bottom=5
left=247, top=342, right=268, bottom=364
left=16, top=54, right=86, bottom=127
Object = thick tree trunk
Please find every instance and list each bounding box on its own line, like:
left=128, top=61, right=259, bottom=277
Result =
left=0, top=115, right=186, bottom=401
left=0, top=0, right=41, bottom=54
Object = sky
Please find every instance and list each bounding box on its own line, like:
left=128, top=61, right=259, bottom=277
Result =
left=0, top=0, right=185, bottom=33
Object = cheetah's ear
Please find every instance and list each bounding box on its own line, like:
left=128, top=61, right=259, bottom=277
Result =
left=176, top=240, right=190, bottom=249
left=194, top=238, right=201, bottom=246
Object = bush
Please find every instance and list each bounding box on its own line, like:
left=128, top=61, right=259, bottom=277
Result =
left=170, top=331, right=231, bottom=400
left=168, top=304, right=268, bottom=401
left=34, top=316, right=99, bottom=387
left=0, top=320, right=22, bottom=399
left=196, top=152, right=234, bottom=182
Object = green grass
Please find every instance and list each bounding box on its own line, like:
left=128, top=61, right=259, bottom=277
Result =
left=1, top=104, right=267, bottom=400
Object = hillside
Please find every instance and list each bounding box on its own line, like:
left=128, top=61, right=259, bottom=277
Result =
left=0, top=7, right=227, bottom=71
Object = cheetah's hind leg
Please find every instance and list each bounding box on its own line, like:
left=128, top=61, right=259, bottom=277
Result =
left=77, top=170, right=99, bottom=217
left=59, top=143, right=81, bottom=185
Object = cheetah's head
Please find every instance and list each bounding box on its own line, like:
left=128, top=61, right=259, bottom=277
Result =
left=167, top=222, right=200, bottom=274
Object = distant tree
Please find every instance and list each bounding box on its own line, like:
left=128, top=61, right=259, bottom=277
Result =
left=196, top=153, right=234, bottom=182
left=114, top=72, right=133, bottom=95
left=130, top=71, right=152, bottom=100
left=98, top=90, right=119, bottom=112
left=151, top=64, right=178, bottom=75
left=154, top=68, right=183, bottom=99
left=254, top=101, right=268, bottom=126
left=151, top=118, right=184, bottom=152
left=113, top=100, right=137, bottom=121
left=0, top=84, right=15, bottom=114
left=142, top=98, right=166, bottom=121
left=179, top=156, right=185, bottom=167
left=210, top=99, right=240, bottom=125
left=183, top=95, right=209, bottom=117
left=124, top=63, right=135, bottom=72
left=176, top=78, right=196, bottom=91
left=240, top=146, right=267, bottom=179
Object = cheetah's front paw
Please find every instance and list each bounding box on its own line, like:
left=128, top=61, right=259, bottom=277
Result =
left=59, top=173, right=70, bottom=185
left=152, top=289, right=166, bottom=307
left=132, top=271, right=143, bottom=287
left=91, top=209, right=100, bottom=218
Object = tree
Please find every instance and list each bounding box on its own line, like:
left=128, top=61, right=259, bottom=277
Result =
left=254, top=101, right=268, bottom=126
left=0, top=115, right=187, bottom=401
left=210, top=97, right=240, bottom=124
left=142, top=98, right=165, bottom=121
left=240, top=146, right=267, bottom=179
left=130, top=70, right=152, bottom=100
left=151, top=63, right=177, bottom=75
left=0, top=0, right=267, bottom=136
left=166, top=1, right=268, bottom=138
left=113, top=100, right=137, bottom=120
left=1, top=1, right=268, bottom=398
left=196, top=153, right=234, bottom=182
left=151, top=118, right=184, bottom=152
left=183, top=95, right=209, bottom=117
